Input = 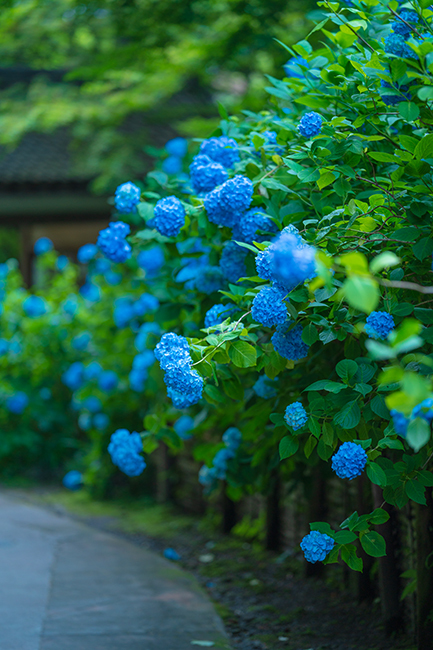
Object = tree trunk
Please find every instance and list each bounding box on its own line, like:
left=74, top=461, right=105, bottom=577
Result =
left=372, top=484, right=403, bottom=635
left=222, top=485, right=237, bottom=533
left=416, top=488, right=433, bottom=650
left=266, top=472, right=282, bottom=551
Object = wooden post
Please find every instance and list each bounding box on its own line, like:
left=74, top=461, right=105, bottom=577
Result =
left=222, top=484, right=237, bottom=533
left=266, top=471, right=282, bottom=551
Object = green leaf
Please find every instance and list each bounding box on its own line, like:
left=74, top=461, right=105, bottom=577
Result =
left=333, top=400, right=361, bottom=429
left=343, top=276, right=379, bottom=314
left=369, top=508, right=390, bottom=525
left=302, top=323, right=319, bottom=345
left=137, top=202, right=154, bottom=221
left=368, top=151, right=400, bottom=164
left=370, top=252, right=400, bottom=273
left=334, top=530, right=357, bottom=544
left=393, top=227, right=420, bottom=242
left=406, top=417, right=431, bottom=452
left=279, top=435, right=299, bottom=460
left=413, top=237, right=433, bottom=261
left=370, top=395, right=389, bottom=419
left=405, top=479, right=427, bottom=505
left=366, top=462, right=387, bottom=487
left=336, top=359, right=358, bottom=382
left=414, top=134, right=433, bottom=160
left=398, top=102, right=420, bottom=122
left=228, top=341, right=257, bottom=368
left=360, top=531, right=386, bottom=557
left=322, top=421, right=334, bottom=446
left=317, top=171, right=336, bottom=189
left=305, top=380, right=347, bottom=393
left=304, top=435, right=317, bottom=458
left=341, top=544, right=363, bottom=572
left=414, top=308, right=433, bottom=325
left=204, top=384, right=225, bottom=403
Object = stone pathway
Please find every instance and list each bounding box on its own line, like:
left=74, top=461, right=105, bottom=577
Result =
left=0, top=492, right=230, bottom=650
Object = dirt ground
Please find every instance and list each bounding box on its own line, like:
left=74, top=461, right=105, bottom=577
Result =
left=8, top=488, right=414, bottom=650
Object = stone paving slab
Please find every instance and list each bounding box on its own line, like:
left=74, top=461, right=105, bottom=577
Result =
left=0, top=492, right=230, bottom=650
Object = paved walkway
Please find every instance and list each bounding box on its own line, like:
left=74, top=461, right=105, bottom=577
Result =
left=0, top=492, right=230, bottom=650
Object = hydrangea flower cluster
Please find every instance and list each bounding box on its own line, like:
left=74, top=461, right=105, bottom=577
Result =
left=189, top=154, right=228, bottom=194
left=365, top=311, right=395, bottom=340
left=251, top=286, right=287, bottom=327
left=114, top=182, right=141, bottom=213
left=23, top=295, right=47, bottom=318
left=62, top=362, right=85, bottom=391
left=108, top=429, right=146, bottom=476
left=137, top=246, right=165, bottom=277
left=384, top=33, right=418, bottom=60
left=79, top=282, right=101, bottom=302
left=298, top=112, right=323, bottom=138
left=271, top=322, right=309, bottom=361
left=174, top=415, right=195, bottom=440
left=162, top=156, right=182, bottom=175
left=71, top=332, right=91, bottom=351
left=113, top=293, right=159, bottom=328
left=220, top=242, right=247, bottom=282
left=155, top=333, right=203, bottom=408
left=392, top=10, right=418, bottom=38
left=253, top=375, right=278, bottom=399
left=390, top=409, right=409, bottom=437
left=199, top=426, right=243, bottom=488
left=331, top=442, right=368, bottom=480
left=222, top=427, right=242, bottom=451
left=165, top=137, right=188, bottom=158
left=232, top=208, right=278, bottom=244
left=204, top=175, right=253, bottom=227
left=199, top=136, right=240, bottom=168
left=391, top=398, right=433, bottom=437
left=204, top=303, right=233, bottom=329
left=34, top=237, right=53, bottom=256
left=284, top=55, right=309, bottom=79
left=380, top=80, right=411, bottom=105
left=6, top=391, right=29, bottom=414
left=135, top=321, right=161, bottom=352
left=300, top=530, right=335, bottom=563
left=97, top=221, right=132, bottom=263
left=77, top=243, right=98, bottom=264
left=62, top=470, right=83, bottom=491
left=284, top=402, right=308, bottom=431
left=153, top=196, right=185, bottom=237
left=84, top=361, right=102, bottom=381
left=271, top=231, right=316, bottom=290
left=98, top=370, right=118, bottom=392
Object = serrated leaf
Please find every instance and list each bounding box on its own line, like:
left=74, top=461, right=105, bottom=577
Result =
left=305, top=380, right=347, bottom=393
left=366, top=462, right=387, bottom=487
left=336, top=359, right=358, bottom=382
left=228, top=341, right=257, bottom=368
left=279, top=435, right=299, bottom=460
left=405, top=479, right=426, bottom=505
left=333, top=400, right=361, bottom=429
left=360, top=531, right=386, bottom=557
left=369, top=508, right=390, bottom=525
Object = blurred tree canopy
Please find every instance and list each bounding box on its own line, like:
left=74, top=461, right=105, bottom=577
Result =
left=0, top=0, right=314, bottom=190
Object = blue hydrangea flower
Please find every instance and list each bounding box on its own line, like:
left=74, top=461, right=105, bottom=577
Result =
left=285, top=402, right=308, bottom=430
left=365, top=311, right=395, bottom=340
left=222, top=427, right=242, bottom=451
left=79, top=282, right=101, bottom=302
left=82, top=396, right=102, bottom=413
left=212, top=447, right=235, bottom=478
left=108, top=429, right=146, bottom=476
left=93, top=413, right=109, bottom=430
left=390, top=409, right=409, bottom=436
left=6, top=391, right=29, bottom=414
left=113, top=297, right=135, bottom=328
left=412, top=398, right=433, bottom=423
left=71, top=332, right=91, bottom=350
left=98, top=370, right=118, bottom=392
left=133, top=293, right=159, bottom=316
left=62, top=470, right=83, bottom=491
left=298, top=112, right=323, bottom=138
left=204, top=303, right=233, bottom=329
left=253, top=375, right=278, bottom=399
left=129, top=368, right=148, bottom=392
left=199, top=465, right=219, bottom=487
left=331, top=442, right=368, bottom=480
left=78, top=412, right=92, bottom=430
left=163, top=547, right=181, bottom=561
left=97, top=221, right=132, bottom=263
left=155, top=333, right=203, bottom=408
left=134, top=322, right=161, bottom=351
left=300, top=530, right=335, bottom=563
left=133, top=350, right=155, bottom=370
left=34, top=237, right=53, bottom=256
left=284, top=56, right=309, bottom=79
left=204, top=176, right=253, bottom=227
left=384, top=33, right=418, bottom=59
left=56, top=255, right=69, bottom=271
left=114, top=182, right=141, bottom=213
left=165, top=137, right=188, bottom=158
left=271, top=232, right=316, bottom=291
left=189, top=154, right=228, bottom=194
left=84, top=361, right=103, bottom=381
left=199, top=136, right=240, bottom=168
left=162, top=156, right=183, bottom=175
left=174, top=415, right=195, bottom=440
left=232, top=208, right=278, bottom=244
left=198, top=266, right=225, bottom=294
left=105, top=270, right=122, bottom=285
left=23, top=295, right=47, bottom=318
left=252, top=286, right=287, bottom=328
left=380, top=80, right=411, bottom=105
left=137, top=246, right=164, bottom=276
left=220, top=242, right=247, bottom=283
left=392, top=10, right=418, bottom=38
left=62, top=362, right=85, bottom=391
left=153, top=196, right=185, bottom=237
left=255, top=225, right=302, bottom=284
left=271, top=322, right=309, bottom=360
left=0, top=338, right=9, bottom=355
left=77, top=243, right=98, bottom=264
